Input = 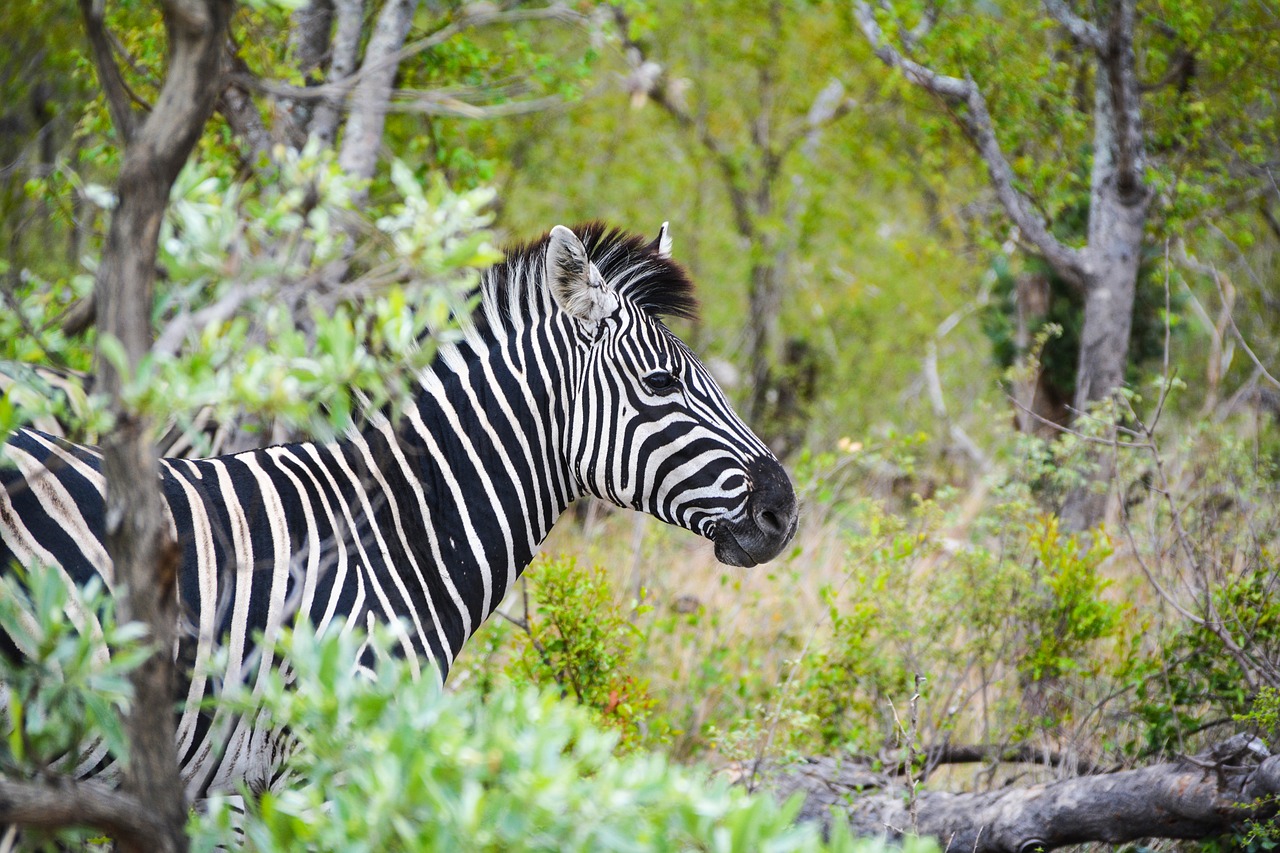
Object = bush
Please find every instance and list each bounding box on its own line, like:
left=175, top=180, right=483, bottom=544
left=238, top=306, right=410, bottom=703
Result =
left=191, top=624, right=931, bottom=853
left=0, top=560, right=149, bottom=851
left=512, top=556, right=660, bottom=751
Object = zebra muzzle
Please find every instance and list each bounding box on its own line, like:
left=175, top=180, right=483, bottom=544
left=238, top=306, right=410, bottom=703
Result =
left=711, top=456, right=798, bottom=568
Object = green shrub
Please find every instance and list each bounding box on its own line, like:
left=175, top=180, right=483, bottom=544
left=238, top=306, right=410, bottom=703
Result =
left=0, top=562, right=147, bottom=778
left=510, top=556, right=661, bottom=751
left=191, top=624, right=931, bottom=853
left=0, top=560, right=149, bottom=851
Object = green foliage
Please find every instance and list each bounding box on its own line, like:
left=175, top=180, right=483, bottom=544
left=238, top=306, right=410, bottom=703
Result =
left=1, top=1, right=1278, bottom=848
left=0, top=561, right=147, bottom=777
left=0, top=561, right=148, bottom=850
left=190, top=624, right=921, bottom=853
left=1017, top=517, right=1121, bottom=685
left=2, top=141, right=501, bottom=450
left=1238, top=688, right=1280, bottom=740
left=513, top=557, right=660, bottom=751
left=798, top=577, right=901, bottom=751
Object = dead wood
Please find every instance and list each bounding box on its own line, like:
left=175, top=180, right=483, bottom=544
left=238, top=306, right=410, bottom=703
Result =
left=757, top=735, right=1280, bottom=852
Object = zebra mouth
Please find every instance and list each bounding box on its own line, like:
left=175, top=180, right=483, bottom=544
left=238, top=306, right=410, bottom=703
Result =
left=710, top=514, right=797, bottom=568
left=709, top=457, right=799, bottom=567
left=712, top=526, right=761, bottom=567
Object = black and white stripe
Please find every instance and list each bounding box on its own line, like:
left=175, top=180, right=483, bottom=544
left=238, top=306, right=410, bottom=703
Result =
left=0, top=222, right=798, bottom=797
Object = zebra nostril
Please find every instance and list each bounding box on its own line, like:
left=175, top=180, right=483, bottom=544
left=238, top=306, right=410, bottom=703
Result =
left=755, top=506, right=784, bottom=536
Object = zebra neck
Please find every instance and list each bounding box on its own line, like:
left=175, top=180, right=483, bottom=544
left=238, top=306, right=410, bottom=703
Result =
left=344, top=313, right=580, bottom=667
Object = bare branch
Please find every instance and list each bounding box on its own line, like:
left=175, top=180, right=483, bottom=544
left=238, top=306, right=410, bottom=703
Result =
left=778, top=78, right=858, bottom=162
left=609, top=4, right=756, bottom=239
left=386, top=90, right=575, bottom=119
left=337, top=0, right=418, bottom=191
left=0, top=777, right=168, bottom=845
left=154, top=280, right=271, bottom=356
left=78, top=0, right=141, bottom=144
left=1104, top=0, right=1145, bottom=200
left=232, top=5, right=584, bottom=148
left=1042, top=0, right=1103, bottom=50
left=901, top=0, right=940, bottom=51
left=852, top=2, right=1089, bottom=288
left=1175, top=241, right=1280, bottom=391
left=310, top=0, right=364, bottom=144
left=852, top=2, right=969, bottom=98
left=332, top=4, right=585, bottom=193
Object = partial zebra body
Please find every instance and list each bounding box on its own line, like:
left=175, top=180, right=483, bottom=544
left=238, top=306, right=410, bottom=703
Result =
left=0, top=223, right=798, bottom=799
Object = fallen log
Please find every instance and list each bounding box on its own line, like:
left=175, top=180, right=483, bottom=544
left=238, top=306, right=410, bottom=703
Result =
left=758, top=735, right=1280, bottom=852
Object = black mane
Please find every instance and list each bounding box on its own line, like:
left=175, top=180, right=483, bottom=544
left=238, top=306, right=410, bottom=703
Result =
left=490, top=222, right=699, bottom=323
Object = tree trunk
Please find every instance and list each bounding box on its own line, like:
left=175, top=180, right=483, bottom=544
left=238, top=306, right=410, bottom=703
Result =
left=1060, top=51, right=1148, bottom=532
left=747, top=257, right=782, bottom=428
left=89, top=1, right=233, bottom=850
left=278, top=0, right=334, bottom=145
left=338, top=0, right=419, bottom=196
left=758, top=735, right=1280, bottom=853
left=1012, top=272, right=1071, bottom=439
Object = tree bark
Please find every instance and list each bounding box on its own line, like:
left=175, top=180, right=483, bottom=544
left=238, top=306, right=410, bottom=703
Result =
left=759, top=736, right=1280, bottom=853
left=1059, top=27, right=1149, bottom=531
left=338, top=0, right=419, bottom=197
left=747, top=257, right=782, bottom=426
left=82, top=1, right=233, bottom=851
left=279, top=0, right=334, bottom=145
left=853, top=0, right=1149, bottom=531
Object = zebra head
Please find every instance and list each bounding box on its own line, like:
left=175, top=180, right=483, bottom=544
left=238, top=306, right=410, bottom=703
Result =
left=545, top=223, right=798, bottom=568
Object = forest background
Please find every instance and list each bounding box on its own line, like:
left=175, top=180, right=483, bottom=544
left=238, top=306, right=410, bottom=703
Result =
left=0, top=0, right=1278, bottom=849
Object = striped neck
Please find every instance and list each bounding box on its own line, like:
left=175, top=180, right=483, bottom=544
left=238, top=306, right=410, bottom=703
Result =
left=347, top=276, right=583, bottom=673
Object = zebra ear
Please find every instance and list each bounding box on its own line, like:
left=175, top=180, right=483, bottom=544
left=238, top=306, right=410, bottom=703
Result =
left=649, top=221, right=672, bottom=259
left=547, top=225, right=618, bottom=324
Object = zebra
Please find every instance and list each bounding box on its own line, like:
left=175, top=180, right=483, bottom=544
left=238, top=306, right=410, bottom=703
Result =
left=0, top=362, right=232, bottom=458
left=0, top=221, right=798, bottom=799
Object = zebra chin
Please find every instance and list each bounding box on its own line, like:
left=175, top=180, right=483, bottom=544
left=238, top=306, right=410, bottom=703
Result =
left=709, top=456, right=798, bottom=568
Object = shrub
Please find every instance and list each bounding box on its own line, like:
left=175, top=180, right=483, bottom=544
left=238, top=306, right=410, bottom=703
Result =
left=0, top=560, right=149, bottom=850
left=191, top=624, right=932, bottom=853
left=511, top=556, right=661, bottom=751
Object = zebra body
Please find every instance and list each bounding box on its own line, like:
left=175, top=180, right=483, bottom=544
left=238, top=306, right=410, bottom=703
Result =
left=0, top=223, right=798, bottom=797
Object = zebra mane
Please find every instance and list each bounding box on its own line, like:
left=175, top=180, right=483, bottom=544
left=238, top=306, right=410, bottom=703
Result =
left=485, top=222, right=699, bottom=330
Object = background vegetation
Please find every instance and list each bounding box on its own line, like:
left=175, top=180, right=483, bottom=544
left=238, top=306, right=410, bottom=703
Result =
left=1, top=0, right=1278, bottom=849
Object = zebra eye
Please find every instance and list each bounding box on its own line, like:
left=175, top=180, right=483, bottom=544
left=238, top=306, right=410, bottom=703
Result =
left=644, top=371, right=679, bottom=394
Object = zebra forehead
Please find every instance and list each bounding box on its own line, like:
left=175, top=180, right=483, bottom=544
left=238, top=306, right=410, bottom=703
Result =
left=494, top=222, right=699, bottom=324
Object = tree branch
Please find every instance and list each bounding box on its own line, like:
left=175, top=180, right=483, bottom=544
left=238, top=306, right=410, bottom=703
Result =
left=219, top=49, right=271, bottom=163
left=90, top=0, right=234, bottom=850
left=57, top=294, right=97, bottom=337
left=1104, top=0, right=1145, bottom=200
left=609, top=4, right=756, bottom=239
left=336, top=0, right=418, bottom=192
left=385, top=90, right=575, bottom=119
left=331, top=3, right=585, bottom=196
left=226, top=5, right=583, bottom=157
left=309, top=0, right=364, bottom=144
left=922, top=742, right=1104, bottom=778
left=0, top=777, right=168, bottom=846
left=777, top=78, right=858, bottom=164
left=852, top=1, right=1089, bottom=288
left=1041, top=0, right=1103, bottom=50
left=78, top=0, right=141, bottom=144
